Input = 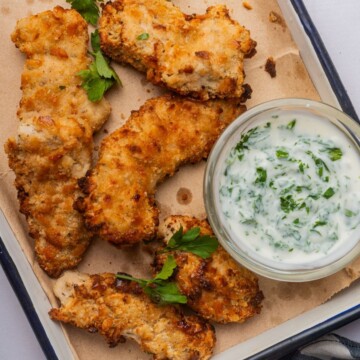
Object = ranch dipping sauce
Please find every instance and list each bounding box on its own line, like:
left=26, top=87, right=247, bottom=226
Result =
left=218, top=112, right=360, bottom=270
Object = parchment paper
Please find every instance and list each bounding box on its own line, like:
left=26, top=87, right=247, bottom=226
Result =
left=1, top=0, right=360, bottom=359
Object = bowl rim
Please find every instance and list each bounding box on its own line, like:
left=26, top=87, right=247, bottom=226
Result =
left=204, top=97, right=360, bottom=282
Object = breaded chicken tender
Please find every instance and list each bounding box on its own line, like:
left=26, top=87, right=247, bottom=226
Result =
left=50, top=271, right=216, bottom=360
left=76, top=95, right=245, bottom=246
left=153, top=216, right=264, bottom=323
left=5, top=7, right=111, bottom=277
left=99, top=0, right=256, bottom=100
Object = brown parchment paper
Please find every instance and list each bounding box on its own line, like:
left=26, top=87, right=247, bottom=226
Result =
left=1, top=0, right=360, bottom=359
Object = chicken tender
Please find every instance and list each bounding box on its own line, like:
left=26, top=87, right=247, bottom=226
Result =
left=76, top=95, right=245, bottom=246
left=5, top=7, right=111, bottom=277
left=49, top=271, right=216, bottom=360
left=153, top=216, right=264, bottom=323
left=99, top=0, right=256, bottom=100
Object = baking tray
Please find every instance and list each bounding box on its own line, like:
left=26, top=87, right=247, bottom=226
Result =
left=0, top=0, right=359, bottom=359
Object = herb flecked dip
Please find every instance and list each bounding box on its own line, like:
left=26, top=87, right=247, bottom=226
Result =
left=219, top=114, right=360, bottom=267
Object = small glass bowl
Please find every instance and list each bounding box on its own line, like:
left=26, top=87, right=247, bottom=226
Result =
left=204, top=98, right=360, bottom=282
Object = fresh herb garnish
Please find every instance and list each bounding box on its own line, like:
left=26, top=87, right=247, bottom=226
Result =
left=137, top=33, right=150, bottom=40
left=91, top=30, right=101, bottom=52
left=326, top=147, right=343, bottom=161
left=78, top=30, right=121, bottom=101
left=162, top=226, right=218, bottom=259
left=276, top=149, right=289, bottom=159
left=66, top=0, right=102, bottom=25
left=286, top=119, right=296, bottom=130
left=255, top=167, right=267, bottom=184
left=116, top=256, right=187, bottom=305
left=323, top=187, right=335, bottom=199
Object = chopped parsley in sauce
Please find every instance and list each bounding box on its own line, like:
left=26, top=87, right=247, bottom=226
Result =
left=219, top=115, right=360, bottom=265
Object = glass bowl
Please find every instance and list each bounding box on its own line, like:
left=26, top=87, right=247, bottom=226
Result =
left=204, top=98, right=360, bottom=282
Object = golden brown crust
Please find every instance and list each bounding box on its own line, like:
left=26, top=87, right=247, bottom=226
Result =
left=99, top=0, right=256, bottom=100
left=153, top=216, right=264, bottom=323
left=76, top=95, right=246, bottom=246
left=5, top=7, right=111, bottom=277
left=50, top=271, right=216, bottom=359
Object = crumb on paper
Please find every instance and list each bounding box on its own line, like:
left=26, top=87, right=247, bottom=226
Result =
left=242, top=1, right=252, bottom=10
left=265, top=57, right=276, bottom=78
left=103, top=128, right=109, bottom=134
left=269, top=10, right=286, bottom=28
left=121, top=113, right=126, bottom=120
left=269, top=11, right=279, bottom=22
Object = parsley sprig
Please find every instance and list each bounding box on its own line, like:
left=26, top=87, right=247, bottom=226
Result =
left=116, top=256, right=187, bottom=305
left=78, top=30, right=121, bottom=102
left=162, top=226, right=218, bottom=259
left=66, top=0, right=103, bottom=25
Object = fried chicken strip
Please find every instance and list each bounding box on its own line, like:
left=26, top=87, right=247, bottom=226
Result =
left=5, top=7, right=111, bottom=277
left=76, top=95, right=245, bottom=246
left=99, top=0, right=256, bottom=100
left=153, top=216, right=264, bottom=323
left=50, top=271, right=216, bottom=360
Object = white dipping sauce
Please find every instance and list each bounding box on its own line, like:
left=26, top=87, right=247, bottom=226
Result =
left=218, top=112, right=360, bottom=269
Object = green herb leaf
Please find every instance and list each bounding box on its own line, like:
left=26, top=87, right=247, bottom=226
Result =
left=163, top=226, right=218, bottom=259
left=306, top=151, right=329, bottom=179
left=313, top=220, right=327, bottom=228
left=78, top=31, right=121, bottom=101
left=286, top=119, right=296, bottom=130
left=242, top=218, right=257, bottom=225
left=78, top=64, right=114, bottom=102
left=345, top=209, right=356, bottom=217
left=115, top=273, right=147, bottom=287
left=234, top=127, right=258, bottom=161
left=326, top=147, right=343, bottom=161
left=66, top=0, right=101, bottom=25
left=143, top=282, right=187, bottom=305
left=276, top=149, right=289, bottom=159
left=255, top=167, right=267, bottom=184
left=323, top=187, right=335, bottom=199
left=137, top=32, right=150, bottom=40
left=154, top=255, right=177, bottom=281
left=280, top=195, right=298, bottom=213
left=116, top=256, right=186, bottom=305
left=91, top=29, right=101, bottom=52
left=181, top=227, right=201, bottom=242
left=95, top=51, right=117, bottom=79
left=298, top=162, right=304, bottom=173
